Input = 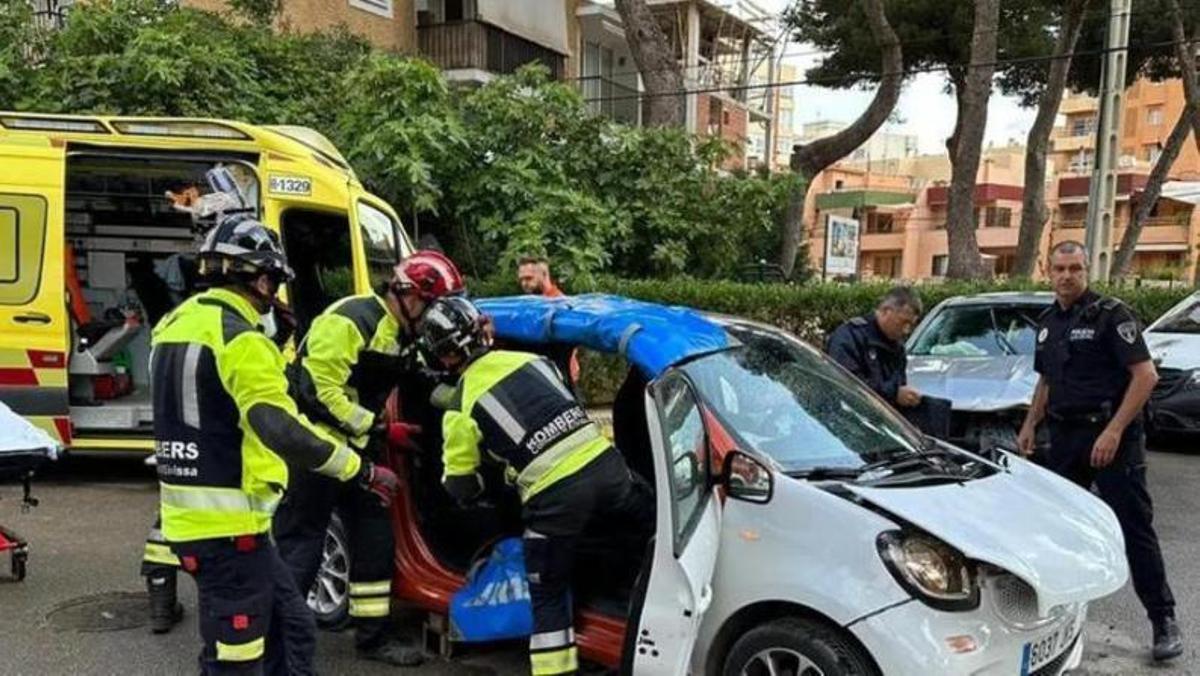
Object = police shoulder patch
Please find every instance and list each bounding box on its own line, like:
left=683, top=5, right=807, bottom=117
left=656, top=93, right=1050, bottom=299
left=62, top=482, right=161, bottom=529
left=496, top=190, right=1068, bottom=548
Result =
left=1117, top=320, right=1138, bottom=344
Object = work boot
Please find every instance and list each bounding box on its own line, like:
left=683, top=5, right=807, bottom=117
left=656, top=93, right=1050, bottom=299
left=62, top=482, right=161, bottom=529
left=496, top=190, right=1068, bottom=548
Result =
left=1152, top=616, right=1184, bottom=662
left=146, top=573, right=183, bottom=634
left=357, top=639, right=427, bottom=667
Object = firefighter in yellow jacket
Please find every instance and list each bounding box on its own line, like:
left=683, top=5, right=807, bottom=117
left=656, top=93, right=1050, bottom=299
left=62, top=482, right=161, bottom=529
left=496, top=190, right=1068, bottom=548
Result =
left=152, top=215, right=399, bottom=675
left=273, top=250, right=464, bottom=666
left=419, top=297, right=652, bottom=676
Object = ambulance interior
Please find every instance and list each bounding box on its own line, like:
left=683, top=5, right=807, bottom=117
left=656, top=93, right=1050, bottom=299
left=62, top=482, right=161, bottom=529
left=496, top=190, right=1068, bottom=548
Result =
left=63, top=152, right=259, bottom=436
left=63, top=150, right=363, bottom=440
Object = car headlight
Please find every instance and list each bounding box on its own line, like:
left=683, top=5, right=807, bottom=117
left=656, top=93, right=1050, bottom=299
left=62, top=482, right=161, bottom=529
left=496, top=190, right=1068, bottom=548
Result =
left=877, top=531, right=980, bottom=611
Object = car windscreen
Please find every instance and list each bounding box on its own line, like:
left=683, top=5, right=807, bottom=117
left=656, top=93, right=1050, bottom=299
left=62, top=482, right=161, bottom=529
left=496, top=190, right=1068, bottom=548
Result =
left=909, top=304, right=1043, bottom=357
left=680, top=327, right=923, bottom=473
left=1152, top=298, right=1200, bottom=334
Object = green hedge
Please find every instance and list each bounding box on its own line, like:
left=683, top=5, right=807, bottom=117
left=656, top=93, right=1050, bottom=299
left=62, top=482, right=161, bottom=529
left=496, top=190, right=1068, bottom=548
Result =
left=472, top=276, right=1195, bottom=403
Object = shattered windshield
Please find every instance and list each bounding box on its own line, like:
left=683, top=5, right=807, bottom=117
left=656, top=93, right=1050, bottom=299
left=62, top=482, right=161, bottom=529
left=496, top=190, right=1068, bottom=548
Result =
left=681, top=325, right=923, bottom=474
left=910, top=304, right=1044, bottom=357
left=1152, top=298, right=1200, bottom=335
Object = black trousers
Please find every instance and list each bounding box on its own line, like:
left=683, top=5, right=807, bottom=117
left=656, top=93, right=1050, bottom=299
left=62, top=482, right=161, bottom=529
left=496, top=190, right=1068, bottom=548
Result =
left=522, top=449, right=654, bottom=676
left=273, top=465, right=395, bottom=651
left=174, top=535, right=315, bottom=675
left=1044, top=421, right=1176, bottom=622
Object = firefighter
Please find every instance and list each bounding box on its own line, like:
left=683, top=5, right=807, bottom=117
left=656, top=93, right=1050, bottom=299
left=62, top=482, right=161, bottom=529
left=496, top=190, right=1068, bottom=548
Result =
left=152, top=215, right=399, bottom=674
left=141, top=515, right=183, bottom=634
left=419, top=296, right=652, bottom=676
left=273, top=250, right=464, bottom=666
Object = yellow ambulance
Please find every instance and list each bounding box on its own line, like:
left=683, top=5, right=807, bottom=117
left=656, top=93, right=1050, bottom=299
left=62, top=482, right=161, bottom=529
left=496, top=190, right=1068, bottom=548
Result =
left=0, top=112, right=412, bottom=453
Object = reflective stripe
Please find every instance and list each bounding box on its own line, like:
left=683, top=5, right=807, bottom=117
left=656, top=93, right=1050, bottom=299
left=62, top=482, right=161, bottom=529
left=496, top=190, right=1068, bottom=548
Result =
left=530, top=646, right=578, bottom=675
left=477, top=392, right=526, bottom=443
left=160, top=484, right=280, bottom=515
left=216, top=637, right=265, bottom=663
left=347, top=406, right=373, bottom=436
left=530, top=359, right=572, bottom=400
left=142, top=542, right=180, bottom=566
left=516, top=424, right=601, bottom=496
left=181, top=343, right=202, bottom=429
left=349, top=580, right=392, bottom=596
left=530, top=628, right=574, bottom=651
left=349, top=597, right=390, bottom=618
left=314, top=445, right=358, bottom=481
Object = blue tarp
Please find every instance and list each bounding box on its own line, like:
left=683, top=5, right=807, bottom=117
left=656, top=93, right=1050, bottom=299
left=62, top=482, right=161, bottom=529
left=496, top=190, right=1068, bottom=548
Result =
left=476, top=294, right=731, bottom=377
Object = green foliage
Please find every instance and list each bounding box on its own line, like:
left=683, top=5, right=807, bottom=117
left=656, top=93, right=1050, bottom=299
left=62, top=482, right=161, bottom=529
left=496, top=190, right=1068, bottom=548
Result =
left=4, top=2, right=807, bottom=285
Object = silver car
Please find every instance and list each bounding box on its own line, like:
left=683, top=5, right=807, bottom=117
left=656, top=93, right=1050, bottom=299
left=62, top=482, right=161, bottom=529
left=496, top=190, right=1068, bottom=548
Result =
left=906, top=292, right=1054, bottom=450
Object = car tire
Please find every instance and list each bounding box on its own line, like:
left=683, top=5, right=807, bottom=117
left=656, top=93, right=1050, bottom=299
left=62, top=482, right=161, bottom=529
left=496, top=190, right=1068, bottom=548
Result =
left=722, top=617, right=879, bottom=676
left=307, top=513, right=351, bottom=631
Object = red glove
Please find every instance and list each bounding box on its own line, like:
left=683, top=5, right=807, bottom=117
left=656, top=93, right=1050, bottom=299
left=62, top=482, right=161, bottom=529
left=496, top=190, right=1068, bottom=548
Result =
left=361, top=462, right=400, bottom=507
left=387, top=422, right=423, bottom=451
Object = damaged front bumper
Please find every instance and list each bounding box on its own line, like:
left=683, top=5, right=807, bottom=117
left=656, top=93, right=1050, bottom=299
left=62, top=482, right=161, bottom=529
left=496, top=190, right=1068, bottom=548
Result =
left=1149, top=368, right=1200, bottom=435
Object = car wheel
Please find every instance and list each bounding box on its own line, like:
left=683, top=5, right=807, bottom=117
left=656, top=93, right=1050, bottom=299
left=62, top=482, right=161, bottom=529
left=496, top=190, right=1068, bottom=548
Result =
left=307, top=513, right=351, bottom=631
left=722, top=617, right=878, bottom=676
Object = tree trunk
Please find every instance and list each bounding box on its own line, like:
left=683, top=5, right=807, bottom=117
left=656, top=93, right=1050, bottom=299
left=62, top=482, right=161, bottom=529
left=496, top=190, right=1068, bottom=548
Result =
left=1013, top=0, right=1091, bottom=278
left=613, top=0, right=683, bottom=127
left=778, top=0, right=903, bottom=277
left=944, top=0, right=1000, bottom=280
left=1112, top=2, right=1200, bottom=278
left=1168, top=1, right=1200, bottom=153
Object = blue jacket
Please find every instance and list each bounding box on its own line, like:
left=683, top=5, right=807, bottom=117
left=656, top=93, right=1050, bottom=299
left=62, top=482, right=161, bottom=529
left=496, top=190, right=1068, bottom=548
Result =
left=827, top=315, right=907, bottom=404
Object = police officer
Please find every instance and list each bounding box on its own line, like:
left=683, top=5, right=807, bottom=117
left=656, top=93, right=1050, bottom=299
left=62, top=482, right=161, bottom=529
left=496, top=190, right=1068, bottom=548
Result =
left=273, top=250, right=464, bottom=667
left=827, top=287, right=949, bottom=436
left=152, top=215, right=400, bottom=674
left=1017, top=240, right=1182, bottom=662
left=419, top=297, right=651, bottom=676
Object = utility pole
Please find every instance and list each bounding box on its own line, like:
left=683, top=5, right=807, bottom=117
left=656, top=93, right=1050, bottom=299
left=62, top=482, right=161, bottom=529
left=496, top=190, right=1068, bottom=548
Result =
left=1084, top=0, right=1132, bottom=282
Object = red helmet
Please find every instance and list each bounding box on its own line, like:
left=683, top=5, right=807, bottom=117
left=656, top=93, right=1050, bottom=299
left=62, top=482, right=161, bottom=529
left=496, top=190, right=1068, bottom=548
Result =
left=392, top=250, right=464, bottom=301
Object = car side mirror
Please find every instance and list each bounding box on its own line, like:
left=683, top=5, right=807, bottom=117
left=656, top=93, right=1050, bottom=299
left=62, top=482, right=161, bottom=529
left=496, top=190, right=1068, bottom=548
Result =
left=722, top=450, right=773, bottom=504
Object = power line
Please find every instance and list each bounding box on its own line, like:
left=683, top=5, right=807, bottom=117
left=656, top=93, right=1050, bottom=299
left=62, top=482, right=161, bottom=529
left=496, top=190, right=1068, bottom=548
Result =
left=579, top=33, right=1200, bottom=106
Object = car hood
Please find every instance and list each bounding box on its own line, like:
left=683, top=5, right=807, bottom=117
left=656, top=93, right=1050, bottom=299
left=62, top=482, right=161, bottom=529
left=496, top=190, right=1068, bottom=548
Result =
left=1145, top=332, right=1200, bottom=371
left=906, top=355, right=1037, bottom=412
left=843, top=456, right=1128, bottom=616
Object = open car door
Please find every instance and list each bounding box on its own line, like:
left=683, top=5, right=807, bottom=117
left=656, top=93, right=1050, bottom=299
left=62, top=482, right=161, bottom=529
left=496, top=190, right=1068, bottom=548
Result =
left=0, top=142, right=69, bottom=445
left=627, top=370, right=721, bottom=675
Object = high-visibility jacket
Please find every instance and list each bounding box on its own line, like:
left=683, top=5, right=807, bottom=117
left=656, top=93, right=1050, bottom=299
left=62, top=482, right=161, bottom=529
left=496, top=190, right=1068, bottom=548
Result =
left=291, top=293, right=411, bottom=448
left=152, top=288, right=361, bottom=543
left=442, top=350, right=609, bottom=503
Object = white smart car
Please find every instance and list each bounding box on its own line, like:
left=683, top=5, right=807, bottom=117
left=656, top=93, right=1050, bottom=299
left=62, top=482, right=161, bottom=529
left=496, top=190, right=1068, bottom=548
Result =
left=318, top=295, right=1130, bottom=676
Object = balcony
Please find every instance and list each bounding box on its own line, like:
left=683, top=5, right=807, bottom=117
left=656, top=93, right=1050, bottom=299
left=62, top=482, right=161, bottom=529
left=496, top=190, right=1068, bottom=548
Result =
left=1057, top=173, right=1149, bottom=203
left=1051, top=215, right=1192, bottom=246
left=418, top=20, right=564, bottom=80
left=578, top=77, right=640, bottom=126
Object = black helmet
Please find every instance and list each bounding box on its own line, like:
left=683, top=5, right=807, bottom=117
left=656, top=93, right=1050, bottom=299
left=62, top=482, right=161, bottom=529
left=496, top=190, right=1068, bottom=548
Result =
left=198, top=214, right=294, bottom=282
left=419, top=296, right=488, bottom=367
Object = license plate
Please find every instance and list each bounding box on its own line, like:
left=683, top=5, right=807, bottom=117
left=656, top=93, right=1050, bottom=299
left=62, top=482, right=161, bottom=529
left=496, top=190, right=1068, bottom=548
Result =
left=1021, top=614, right=1079, bottom=675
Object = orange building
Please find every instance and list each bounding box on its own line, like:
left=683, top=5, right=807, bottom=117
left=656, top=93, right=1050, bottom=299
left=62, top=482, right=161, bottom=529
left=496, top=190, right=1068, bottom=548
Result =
left=805, top=78, right=1200, bottom=282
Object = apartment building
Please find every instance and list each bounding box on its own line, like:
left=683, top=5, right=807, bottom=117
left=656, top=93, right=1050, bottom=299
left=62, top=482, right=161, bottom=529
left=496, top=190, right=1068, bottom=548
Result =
left=576, top=0, right=780, bottom=169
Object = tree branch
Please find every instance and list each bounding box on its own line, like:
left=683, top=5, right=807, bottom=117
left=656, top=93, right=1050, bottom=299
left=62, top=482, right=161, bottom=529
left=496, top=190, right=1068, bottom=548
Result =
left=778, top=0, right=903, bottom=277
left=1014, top=0, right=1091, bottom=278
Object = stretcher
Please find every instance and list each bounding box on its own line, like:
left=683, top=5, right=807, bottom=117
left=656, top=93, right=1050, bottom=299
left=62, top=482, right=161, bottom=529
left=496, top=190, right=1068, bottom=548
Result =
left=0, top=402, right=61, bottom=581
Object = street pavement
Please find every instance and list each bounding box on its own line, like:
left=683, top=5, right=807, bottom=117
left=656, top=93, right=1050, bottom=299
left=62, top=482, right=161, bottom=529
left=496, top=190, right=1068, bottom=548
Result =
left=0, top=443, right=1197, bottom=675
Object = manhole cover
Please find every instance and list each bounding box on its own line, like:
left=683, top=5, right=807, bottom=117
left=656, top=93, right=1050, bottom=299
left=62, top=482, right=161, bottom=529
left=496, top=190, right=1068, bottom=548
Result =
left=46, top=591, right=149, bottom=632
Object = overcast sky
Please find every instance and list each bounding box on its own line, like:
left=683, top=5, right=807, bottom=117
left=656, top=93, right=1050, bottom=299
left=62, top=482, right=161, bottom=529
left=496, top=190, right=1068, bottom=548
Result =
left=759, top=0, right=1038, bottom=154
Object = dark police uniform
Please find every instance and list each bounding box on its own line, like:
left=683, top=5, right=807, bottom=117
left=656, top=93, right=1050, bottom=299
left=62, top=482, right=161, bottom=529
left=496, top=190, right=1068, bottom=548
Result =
left=1034, top=289, right=1175, bottom=622
left=441, top=350, right=652, bottom=676
left=827, top=315, right=950, bottom=437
